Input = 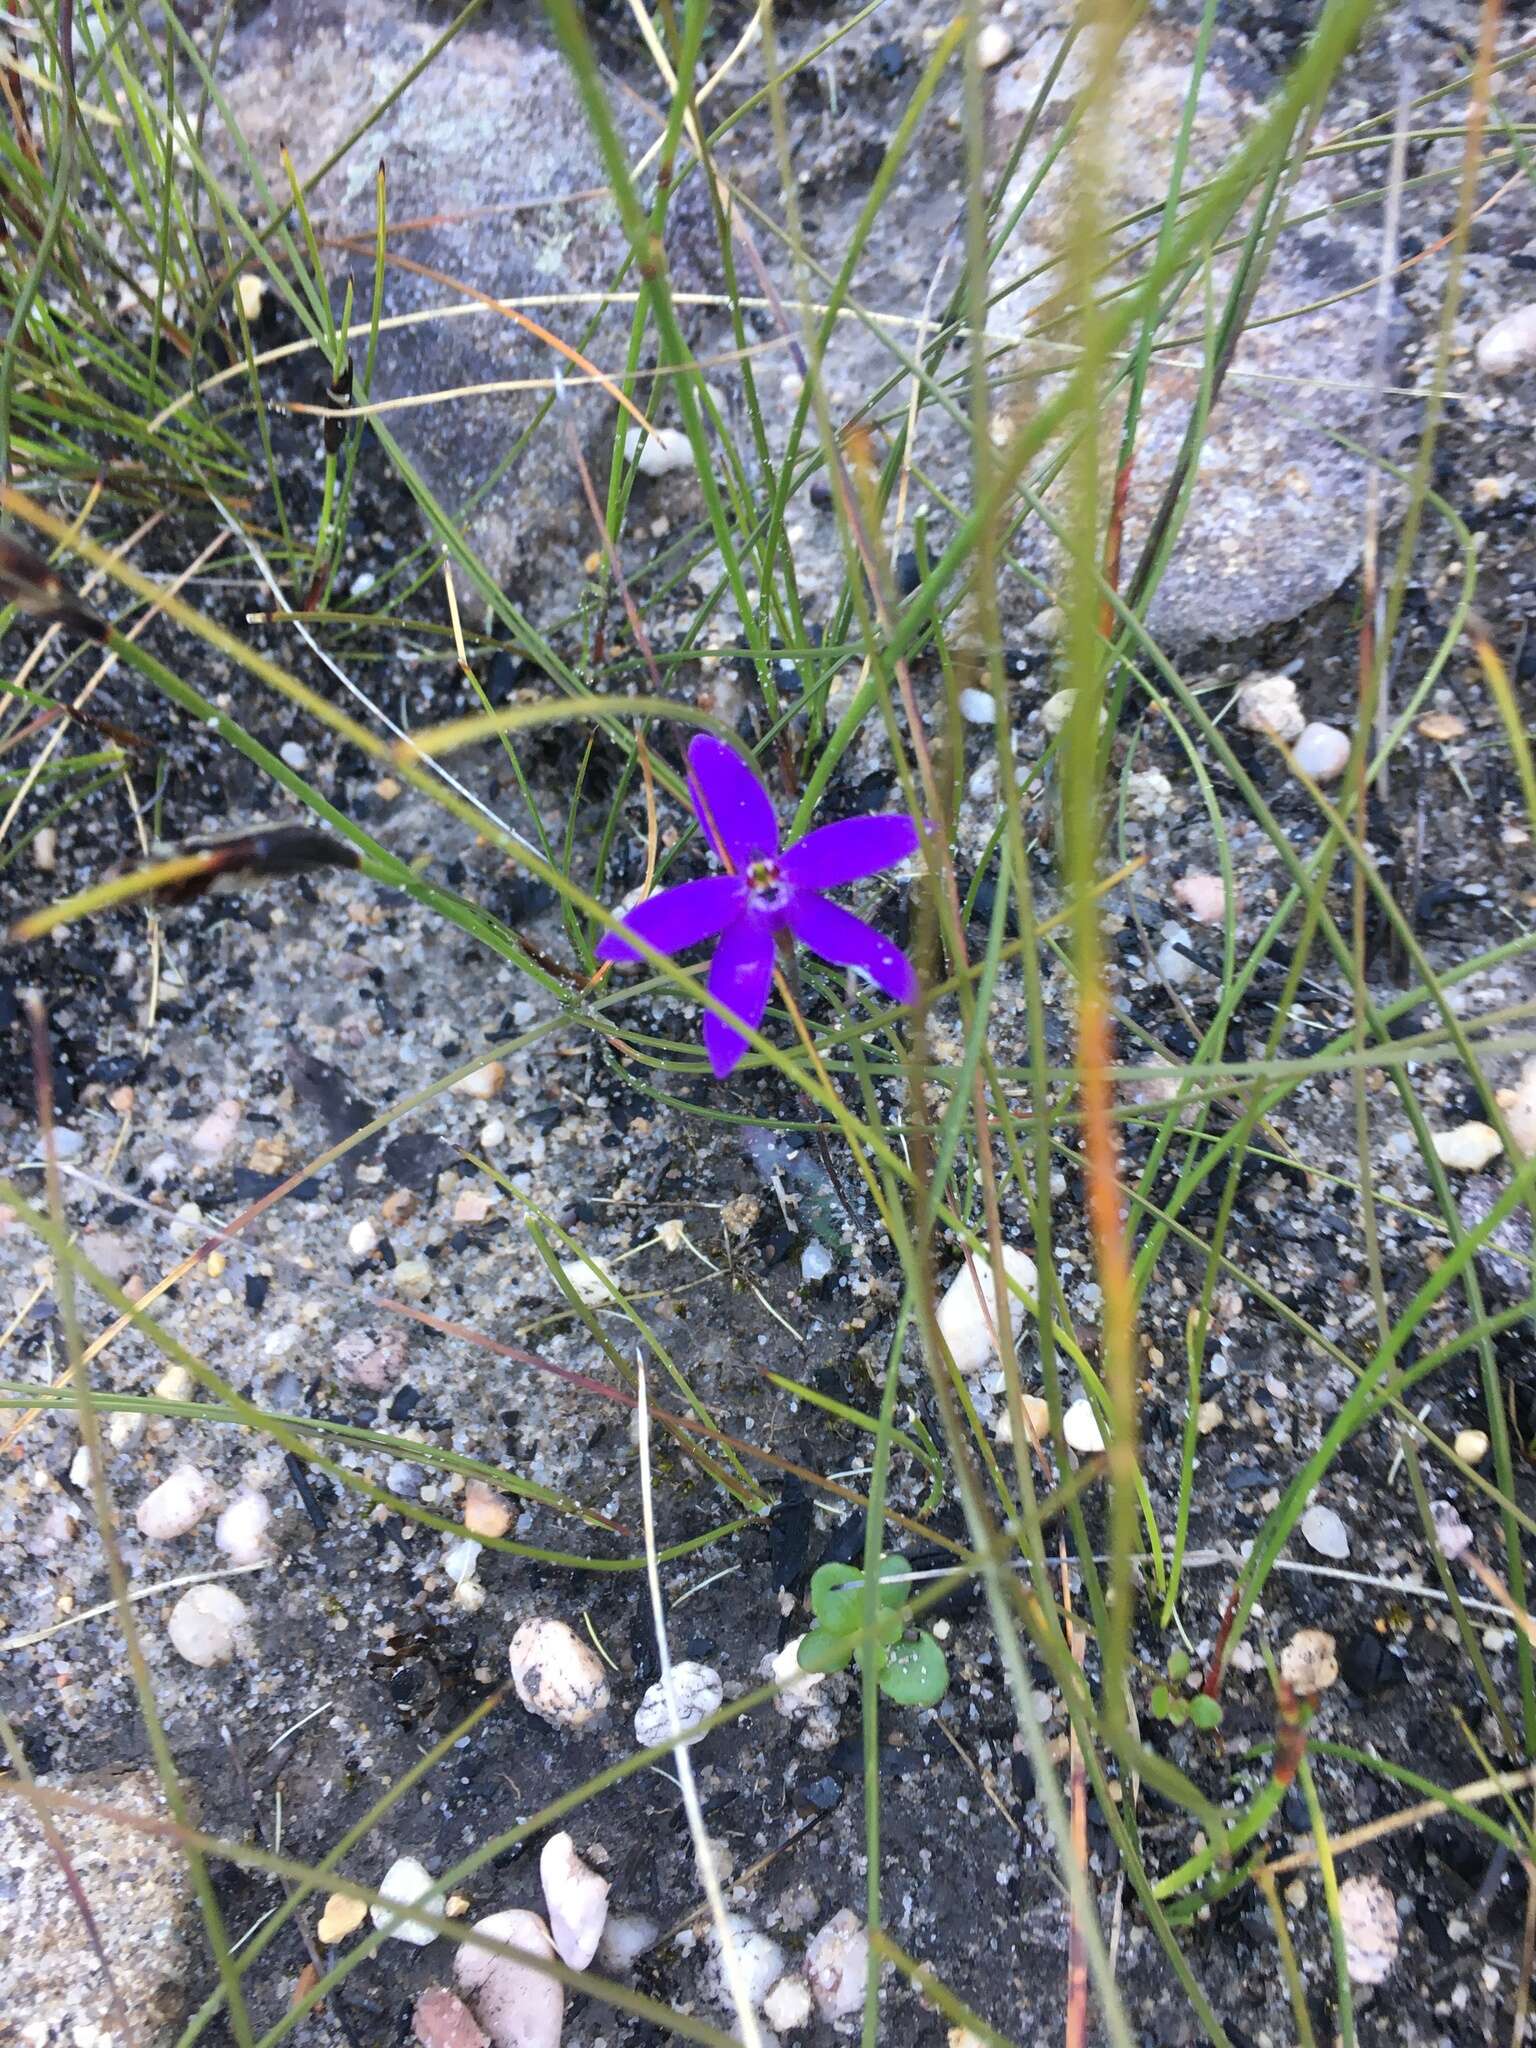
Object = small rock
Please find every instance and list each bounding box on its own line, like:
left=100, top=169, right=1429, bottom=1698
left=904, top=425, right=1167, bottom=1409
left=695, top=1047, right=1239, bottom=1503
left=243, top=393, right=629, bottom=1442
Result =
left=235, top=273, right=267, bottom=323
left=1124, top=768, right=1173, bottom=820
left=454, top=1189, right=495, bottom=1224
left=1300, top=1502, right=1350, bottom=1560
left=452, top=1061, right=505, bottom=1101
left=190, top=1099, right=243, bottom=1162
left=508, top=1617, right=611, bottom=1728
left=805, top=1908, right=869, bottom=2023
left=633, top=1661, right=723, bottom=1748
left=372, top=1856, right=441, bottom=1947
left=975, top=19, right=1013, bottom=68
left=1432, top=1499, right=1474, bottom=1562
left=167, top=1583, right=251, bottom=1667
left=318, top=1892, right=369, bottom=1944
left=1339, top=1873, right=1399, bottom=1985
left=68, top=1443, right=93, bottom=1490
left=1476, top=303, right=1536, bottom=377
left=464, top=1480, right=513, bottom=1540
left=1041, top=688, right=1075, bottom=736
left=334, top=1325, right=410, bottom=1392
left=993, top=1392, right=1051, bottom=1448
left=1433, top=1121, right=1502, bottom=1174
left=32, top=825, right=57, bottom=872
left=382, top=1187, right=418, bottom=1227
left=625, top=424, right=694, bottom=477
left=1062, top=1397, right=1105, bottom=1455
left=1154, top=922, right=1198, bottom=988
left=279, top=739, right=308, bottom=770
left=764, top=1975, right=814, bottom=2032
left=1235, top=672, right=1304, bottom=742
left=596, top=1913, right=659, bottom=1975
left=215, top=1492, right=274, bottom=1565
left=1495, top=1061, right=1536, bottom=1157
left=1196, top=1399, right=1223, bottom=1435
left=800, top=1240, right=834, bottom=1284
left=348, top=1217, right=380, bottom=1258
left=454, top=1910, right=563, bottom=2048
left=935, top=1243, right=1037, bottom=1375
left=1455, top=1428, right=1490, bottom=1466
left=1416, top=710, right=1467, bottom=742
left=558, top=1253, right=615, bottom=1306
left=539, top=1832, right=609, bottom=1970
left=443, top=1537, right=480, bottom=1585
left=137, top=1464, right=222, bottom=1540
left=1029, top=604, right=1064, bottom=641
left=1339, top=1629, right=1403, bottom=1697
left=957, top=686, right=995, bottom=724
left=769, top=1636, right=827, bottom=1719
left=1172, top=873, right=1227, bottom=925
left=1291, top=720, right=1351, bottom=781
left=413, top=1987, right=490, bottom=2048
left=711, top=1915, right=785, bottom=2013
left=1279, top=1628, right=1339, bottom=1696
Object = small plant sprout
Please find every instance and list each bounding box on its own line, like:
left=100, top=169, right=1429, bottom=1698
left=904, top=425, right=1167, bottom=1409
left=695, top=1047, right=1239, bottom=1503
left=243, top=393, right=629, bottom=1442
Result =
left=796, top=1554, right=948, bottom=1709
left=597, top=734, right=922, bottom=1076
left=1148, top=1648, right=1222, bottom=1732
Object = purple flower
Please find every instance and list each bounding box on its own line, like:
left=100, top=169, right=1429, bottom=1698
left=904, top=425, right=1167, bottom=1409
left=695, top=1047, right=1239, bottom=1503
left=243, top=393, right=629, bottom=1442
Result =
left=597, top=735, right=921, bottom=1077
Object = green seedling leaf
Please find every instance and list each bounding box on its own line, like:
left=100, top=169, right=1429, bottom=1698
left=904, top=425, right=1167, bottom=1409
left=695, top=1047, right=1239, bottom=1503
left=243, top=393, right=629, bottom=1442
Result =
left=798, top=1625, right=856, bottom=1674
left=1188, top=1693, right=1223, bottom=1731
left=1150, top=1683, right=1172, bottom=1719
left=809, top=1562, right=864, bottom=1634
left=1167, top=1648, right=1191, bottom=1684
left=879, top=1630, right=948, bottom=1708
left=876, top=1553, right=913, bottom=1611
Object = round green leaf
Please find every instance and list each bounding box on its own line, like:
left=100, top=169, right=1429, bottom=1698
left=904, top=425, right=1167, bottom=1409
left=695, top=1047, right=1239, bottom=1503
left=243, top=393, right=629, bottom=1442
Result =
left=1188, top=1693, right=1223, bottom=1731
left=809, top=1562, right=864, bottom=1634
left=798, top=1626, right=856, bottom=1674
left=876, top=1553, right=914, bottom=1611
left=878, top=1630, right=948, bottom=1708
left=1150, top=1683, right=1171, bottom=1719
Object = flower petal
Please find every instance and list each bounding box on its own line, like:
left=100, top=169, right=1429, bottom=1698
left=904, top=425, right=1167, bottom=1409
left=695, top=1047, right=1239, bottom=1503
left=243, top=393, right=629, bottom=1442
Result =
left=687, top=734, right=780, bottom=869
left=787, top=892, right=918, bottom=1006
left=595, top=874, right=746, bottom=963
left=702, top=915, right=775, bottom=1078
left=781, top=814, right=921, bottom=890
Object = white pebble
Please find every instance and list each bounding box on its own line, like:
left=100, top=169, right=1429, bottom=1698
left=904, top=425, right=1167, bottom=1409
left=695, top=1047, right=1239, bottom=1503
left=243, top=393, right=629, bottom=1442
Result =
left=1495, top=1060, right=1536, bottom=1157
left=976, top=20, right=1014, bottom=68
left=935, top=1243, right=1037, bottom=1376
left=625, top=424, right=694, bottom=478
left=371, top=1856, right=441, bottom=1947
left=455, top=1910, right=563, bottom=2048
left=453, top=1061, right=505, bottom=1101
left=167, top=1583, right=251, bottom=1667
left=596, top=1913, right=659, bottom=1975
left=348, top=1217, right=379, bottom=1257
left=707, top=1914, right=784, bottom=2011
left=279, top=740, right=308, bottom=771
left=1300, top=1502, right=1350, bottom=1560
left=215, top=1492, right=274, bottom=1565
left=190, top=1098, right=243, bottom=1162
left=958, top=687, right=996, bottom=725
left=559, top=1253, right=615, bottom=1306
left=1338, top=1873, right=1399, bottom=1985
left=1433, top=1121, right=1503, bottom=1174
left=1291, top=720, right=1351, bottom=781
left=1476, top=303, right=1536, bottom=377
left=508, top=1617, right=610, bottom=1729
left=1154, top=922, right=1197, bottom=988
left=1455, top=1428, right=1490, bottom=1466
left=137, top=1463, right=222, bottom=1541
left=1279, top=1628, right=1339, bottom=1695
left=1432, top=1499, right=1473, bottom=1562
left=1124, top=769, right=1173, bottom=821
left=1172, top=873, right=1226, bottom=925
left=32, top=825, right=57, bottom=872
left=769, top=1636, right=827, bottom=1719
left=800, top=1240, right=834, bottom=1284
left=69, top=1444, right=94, bottom=1490
left=633, top=1661, right=723, bottom=1749
left=764, top=1975, right=814, bottom=2031
left=235, top=274, right=266, bottom=322
left=539, top=1831, right=610, bottom=1970
left=805, top=1909, right=869, bottom=2023
left=1062, top=1397, right=1105, bottom=1455
left=443, top=1537, right=481, bottom=1586
left=1235, top=672, right=1304, bottom=742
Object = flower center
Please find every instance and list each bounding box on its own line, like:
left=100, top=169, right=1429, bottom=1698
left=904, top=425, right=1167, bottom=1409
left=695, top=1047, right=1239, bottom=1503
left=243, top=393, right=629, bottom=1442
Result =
left=745, top=855, right=791, bottom=913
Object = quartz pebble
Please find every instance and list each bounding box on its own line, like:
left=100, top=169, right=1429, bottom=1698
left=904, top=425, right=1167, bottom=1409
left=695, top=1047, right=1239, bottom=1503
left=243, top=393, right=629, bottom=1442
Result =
left=1235, top=672, right=1304, bottom=742
left=958, top=686, right=995, bottom=724
left=559, top=1253, right=615, bottom=1306
left=935, top=1243, right=1037, bottom=1375
left=625, top=424, right=694, bottom=478
left=1291, top=720, right=1350, bottom=781
left=975, top=20, right=1013, bottom=68
left=993, top=1392, right=1051, bottom=1449
left=372, top=1856, right=441, bottom=1946
left=1432, top=1499, right=1473, bottom=1562
left=1279, top=1628, right=1339, bottom=1695
left=1172, top=873, right=1226, bottom=925
left=413, top=1987, right=490, bottom=2048
left=596, top=1913, right=659, bottom=1975
left=137, top=1464, right=222, bottom=1540
left=1433, top=1121, right=1503, bottom=1174
left=191, top=1098, right=243, bottom=1162
left=508, top=1617, right=611, bottom=1728
left=1154, top=922, right=1197, bottom=988
left=633, top=1661, right=723, bottom=1748
left=215, top=1491, right=274, bottom=1565
left=1476, top=303, right=1536, bottom=377
left=348, top=1217, right=380, bottom=1258
left=318, top=1893, right=369, bottom=1944
left=464, top=1480, right=513, bottom=1539
left=1338, top=1874, right=1399, bottom=1985
left=32, top=824, right=57, bottom=872
left=805, top=1909, right=869, bottom=2023
left=1300, top=1502, right=1350, bottom=1560
left=334, top=1325, right=410, bottom=1392
left=454, top=1910, right=563, bottom=2048
left=707, top=1914, right=784, bottom=2011
left=1062, top=1397, right=1105, bottom=1455
left=764, top=1975, right=814, bottom=2031
left=1496, top=1061, right=1536, bottom=1157
left=770, top=1636, right=827, bottom=1717
left=538, top=1831, right=609, bottom=1969
left=1455, top=1428, right=1490, bottom=1466
left=167, top=1583, right=251, bottom=1667
left=452, top=1061, right=505, bottom=1101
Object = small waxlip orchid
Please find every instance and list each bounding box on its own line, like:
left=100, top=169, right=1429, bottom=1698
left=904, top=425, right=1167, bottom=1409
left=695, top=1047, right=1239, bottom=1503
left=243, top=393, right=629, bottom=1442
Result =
left=597, top=734, right=921, bottom=1077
